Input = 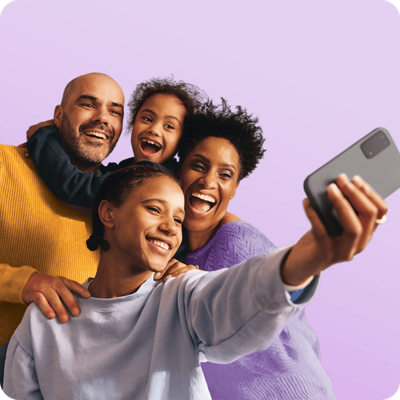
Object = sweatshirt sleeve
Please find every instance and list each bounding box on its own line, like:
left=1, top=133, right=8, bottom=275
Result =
left=3, top=336, right=43, bottom=400
left=184, top=247, right=319, bottom=364
left=26, top=126, right=110, bottom=208
left=0, top=264, right=37, bottom=303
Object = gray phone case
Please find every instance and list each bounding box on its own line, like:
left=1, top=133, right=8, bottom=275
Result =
left=304, top=127, right=400, bottom=236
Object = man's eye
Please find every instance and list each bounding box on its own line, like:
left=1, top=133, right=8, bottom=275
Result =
left=110, top=110, right=121, bottom=115
left=82, top=103, right=94, bottom=108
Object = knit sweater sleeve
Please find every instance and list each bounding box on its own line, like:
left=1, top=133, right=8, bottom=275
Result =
left=26, top=126, right=110, bottom=208
left=0, top=264, right=37, bottom=303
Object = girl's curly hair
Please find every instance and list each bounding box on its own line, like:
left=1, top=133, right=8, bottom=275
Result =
left=126, top=76, right=206, bottom=133
left=178, top=99, right=266, bottom=181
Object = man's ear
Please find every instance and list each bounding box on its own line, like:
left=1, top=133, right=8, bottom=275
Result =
left=98, top=200, right=115, bottom=229
left=53, top=105, right=63, bottom=129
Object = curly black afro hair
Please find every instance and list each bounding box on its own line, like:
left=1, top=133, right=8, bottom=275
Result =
left=126, top=76, right=206, bottom=133
left=178, top=99, right=266, bottom=181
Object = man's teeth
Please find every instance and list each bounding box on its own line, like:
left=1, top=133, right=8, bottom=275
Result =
left=142, top=139, right=161, bottom=148
left=192, top=193, right=216, bottom=203
left=149, top=239, right=170, bottom=250
left=85, top=131, right=107, bottom=139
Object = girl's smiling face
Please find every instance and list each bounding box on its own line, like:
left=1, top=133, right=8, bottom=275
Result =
left=179, top=137, right=240, bottom=234
left=131, top=94, right=186, bottom=164
left=104, top=175, right=185, bottom=273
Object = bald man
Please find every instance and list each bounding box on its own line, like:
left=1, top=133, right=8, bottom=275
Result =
left=0, top=73, right=124, bottom=352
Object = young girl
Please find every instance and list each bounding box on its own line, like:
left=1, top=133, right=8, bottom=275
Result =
left=24, top=77, right=205, bottom=210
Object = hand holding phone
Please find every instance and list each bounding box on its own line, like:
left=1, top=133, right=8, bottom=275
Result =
left=304, top=128, right=400, bottom=236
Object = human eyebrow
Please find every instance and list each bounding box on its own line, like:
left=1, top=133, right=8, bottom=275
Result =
left=142, top=199, right=185, bottom=215
left=109, top=101, right=124, bottom=110
left=76, top=95, right=97, bottom=103
left=192, top=154, right=236, bottom=170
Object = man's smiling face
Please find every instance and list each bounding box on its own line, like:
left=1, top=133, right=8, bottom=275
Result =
left=54, top=73, right=124, bottom=169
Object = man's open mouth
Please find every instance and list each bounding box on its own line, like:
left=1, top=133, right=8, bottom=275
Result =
left=140, top=138, right=162, bottom=156
left=189, top=193, right=216, bottom=214
left=83, top=131, right=108, bottom=140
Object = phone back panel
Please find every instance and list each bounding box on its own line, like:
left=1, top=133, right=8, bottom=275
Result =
left=304, top=128, right=400, bottom=236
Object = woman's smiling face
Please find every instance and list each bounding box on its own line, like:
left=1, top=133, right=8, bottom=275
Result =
left=179, top=137, right=240, bottom=233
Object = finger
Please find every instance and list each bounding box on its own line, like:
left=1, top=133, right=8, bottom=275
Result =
left=62, top=277, right=91, bottom=299
left=352, top=175, right=388, bottom=219
left=336, top=174, right=377, bottom=250
left=24, top=150, right=31, bottom=158
left=18, top=142, right=27, bottom=148
left=60, top=278, right=91, bottom=316
left=154, top=259, right=180, bottom=280
left=169, top=265, right=199, bottom=277
left=326, top=181, right=362, bottom=256
left=302, top=198, right=327, bottom=238
left=42, top=289, right=70, bottom=323
left=31, top=292, right=56, bottom=319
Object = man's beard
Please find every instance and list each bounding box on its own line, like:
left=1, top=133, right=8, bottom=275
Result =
left=59, top=114, right=116, bottom=166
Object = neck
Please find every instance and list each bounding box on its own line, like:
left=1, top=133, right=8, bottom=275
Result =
left=88, top=252, right=153, bottom=299
left=186, top=223, right=220, bottom=253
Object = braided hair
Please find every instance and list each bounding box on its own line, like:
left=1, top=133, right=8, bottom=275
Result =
left=86, top=164, right=179, bottom=251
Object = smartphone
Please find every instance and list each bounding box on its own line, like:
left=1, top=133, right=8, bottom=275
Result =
left=304, top=127, right=400, bottom=236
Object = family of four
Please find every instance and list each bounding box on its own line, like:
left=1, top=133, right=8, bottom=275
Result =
left=0, top=73, right=387, bottom=399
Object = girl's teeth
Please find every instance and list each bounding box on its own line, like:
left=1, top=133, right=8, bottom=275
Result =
left=150, top=239, right=169, bottom=250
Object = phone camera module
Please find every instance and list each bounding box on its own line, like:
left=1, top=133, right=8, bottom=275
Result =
left=361, top=130, right=391, bottom=159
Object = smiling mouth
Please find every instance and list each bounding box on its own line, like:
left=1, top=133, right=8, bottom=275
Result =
left=83, top=131, right=108, bottom=140
left=147, top=237, right=171, bottom=251
left=189, top=193, right=216, bottom=214
left=140, top=139, right=162, bottom=156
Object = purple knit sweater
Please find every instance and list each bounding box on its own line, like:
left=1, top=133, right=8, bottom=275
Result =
left=186, top=221, right=337, bottom=400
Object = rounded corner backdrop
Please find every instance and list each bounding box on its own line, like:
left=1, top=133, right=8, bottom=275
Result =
left=1, top=0, right=399, bottom=399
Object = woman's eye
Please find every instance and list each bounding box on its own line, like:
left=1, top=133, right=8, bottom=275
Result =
left=174, top=218, right=182, bottom=224
left=219, top=171, right=232, bottom=179
left=147, top=206, right=160, bottom=214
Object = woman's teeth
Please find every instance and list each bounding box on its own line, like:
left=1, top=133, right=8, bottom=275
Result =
left=149, top=239, right=170, bottom=250
left=190, top=193, right=216, bottom=213
left=192, top=193, right=216, bottom=203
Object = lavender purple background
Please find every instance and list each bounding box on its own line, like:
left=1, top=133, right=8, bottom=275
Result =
left=0, top=0, right=399, bottom=399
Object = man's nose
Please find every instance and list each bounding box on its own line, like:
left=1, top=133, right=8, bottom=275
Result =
left=92, top=106, right=109, bottom=125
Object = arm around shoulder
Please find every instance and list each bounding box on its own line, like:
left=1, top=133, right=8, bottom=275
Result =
left=0, top=264, right=37, bottom=303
